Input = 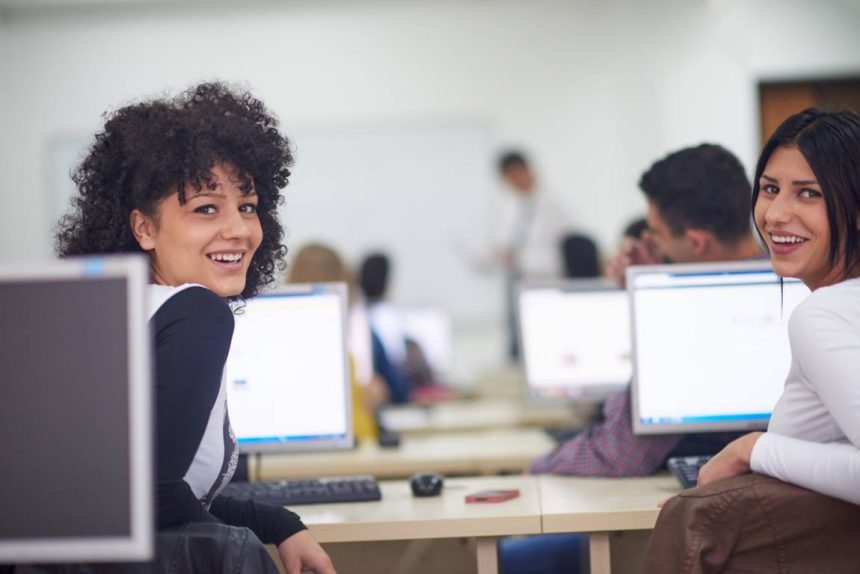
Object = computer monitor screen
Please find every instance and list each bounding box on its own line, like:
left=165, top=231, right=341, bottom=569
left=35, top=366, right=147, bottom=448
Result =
left=225, top=283, right=353, bottom=453
left=0, top=256, right=152, bottom=563
left=402, top=307, right=452, bottom=377
left=518, top=280, right=631, bottom=399
left=629, top=262, right=810, bottom=434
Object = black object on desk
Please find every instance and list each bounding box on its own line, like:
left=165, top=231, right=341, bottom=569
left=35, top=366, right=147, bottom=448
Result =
left=374, top=409, right=402, bottom=448
left=410, top=473, right=444, bottom=497
left=377, top=428, right=401, bottom=448
left=667, top=455, right=713, bottom=489
left=222, top=475, right=382, bottom=505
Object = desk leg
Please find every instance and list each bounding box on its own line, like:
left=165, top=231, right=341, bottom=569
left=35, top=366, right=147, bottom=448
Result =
left=589, top=532, right=611, bottom=574
left=476, top=537, right=499, bottom=574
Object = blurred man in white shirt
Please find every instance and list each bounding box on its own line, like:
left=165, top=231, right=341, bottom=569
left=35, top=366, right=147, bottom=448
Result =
left=492, top=150, right=567, bottom=358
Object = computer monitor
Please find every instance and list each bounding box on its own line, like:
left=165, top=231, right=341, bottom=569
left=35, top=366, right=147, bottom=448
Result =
left=367, top=303, right=452, bottom=378
left=0, top=256, right=153, bottom=563
left=517, top=279, right=632, bottom=399
left=628, top=261, right=810, bottom=435
left=225, top=283, right=353, bottom=453
left=401, top=307, right=453, bottom=377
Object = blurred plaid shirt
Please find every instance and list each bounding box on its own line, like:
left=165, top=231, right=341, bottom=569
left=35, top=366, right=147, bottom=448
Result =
left=530, top=388, right=682, bottom=476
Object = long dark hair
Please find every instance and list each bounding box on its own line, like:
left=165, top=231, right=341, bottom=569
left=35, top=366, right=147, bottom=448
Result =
left=752, top=108, right=860, bottom=278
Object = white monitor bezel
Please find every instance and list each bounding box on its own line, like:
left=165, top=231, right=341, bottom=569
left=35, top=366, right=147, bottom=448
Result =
left=517, top=278, right=631, bottom=401
left=228, top=282, right=354, bottom=454
left=627, top=260, right=794, bottom=435
left=0, top=255, right=153, bottom=563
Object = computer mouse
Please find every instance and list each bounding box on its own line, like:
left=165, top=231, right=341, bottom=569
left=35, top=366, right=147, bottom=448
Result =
left=410, top=472, right=444, bottom=497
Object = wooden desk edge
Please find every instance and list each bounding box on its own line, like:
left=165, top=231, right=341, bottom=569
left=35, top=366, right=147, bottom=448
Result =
left=308, top=515, right=542, bottom=544
left=541, top=508, right=660, bottom=533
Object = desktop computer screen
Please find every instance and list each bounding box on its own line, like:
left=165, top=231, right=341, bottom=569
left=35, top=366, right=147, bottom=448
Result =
left=225, top=283, right=353, bottom=453
left=368, top=303, right=452, bottom=378
left=518, top=280, right=631, bottom=399
left=401, top=307, right=452, bottom=377
left=628, top=261, right=810, bottom=434
left=0, top=256, right=153, bottom=563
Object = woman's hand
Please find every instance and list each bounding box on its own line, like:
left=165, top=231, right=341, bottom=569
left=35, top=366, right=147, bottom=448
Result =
left=277, top=530, right=336, bottom=574
left=697, top=432, right=764, bottom=487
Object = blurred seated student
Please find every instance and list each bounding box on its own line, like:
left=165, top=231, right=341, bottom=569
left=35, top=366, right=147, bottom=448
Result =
left=285, top=242, right=400, bottom=420
left=603, top=216, right=648, bottom=286
left=51, top=83, right=334, bottom=574
left=645, top=109, right=860, bottom=573
left=359, top=252, right=453, bottom=403
left=501, top=144, right=765, bottom=574
left=530, top=143, right=763, bottom=478
left=559, top=233, right=601, bottom=278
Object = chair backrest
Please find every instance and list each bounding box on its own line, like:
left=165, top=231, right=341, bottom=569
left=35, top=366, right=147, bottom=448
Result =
left=560, top=233, right=601, bottom=278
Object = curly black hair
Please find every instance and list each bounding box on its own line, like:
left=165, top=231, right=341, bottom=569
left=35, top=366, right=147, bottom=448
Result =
left=56, top=82, right=291, bottom=299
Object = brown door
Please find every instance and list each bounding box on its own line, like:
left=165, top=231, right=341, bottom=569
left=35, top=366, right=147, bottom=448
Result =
left=759, top=78, right=860, bottom=143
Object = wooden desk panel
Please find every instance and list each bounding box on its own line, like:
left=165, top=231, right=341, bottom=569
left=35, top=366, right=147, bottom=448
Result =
left=301, top=475, right=542, bottom=574
left=302, top=475, right=541, bottom=543
left=539, top=475, right=678, bottom=532
left=258, top=428, right=555, bottom=481
left=539, top=474, right=680, bottom=574
left=378, top=399, right=588, bottom=435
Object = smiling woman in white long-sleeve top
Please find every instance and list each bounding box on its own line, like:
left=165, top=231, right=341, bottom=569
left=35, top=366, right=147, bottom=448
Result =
left=750, top=276, right=860, bottom=504
left=644, top=107, right=860, bottom=574
left=694, top=109, right=860, bottom=503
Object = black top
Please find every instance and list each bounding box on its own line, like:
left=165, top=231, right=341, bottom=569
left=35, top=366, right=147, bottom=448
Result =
left=151, top=286, right=306, bottom=545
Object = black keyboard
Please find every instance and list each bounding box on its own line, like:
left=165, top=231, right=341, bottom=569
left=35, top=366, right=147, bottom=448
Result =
left=667, top=455, right=712, bottom=489
left=222, top=475, right=382, bottom=506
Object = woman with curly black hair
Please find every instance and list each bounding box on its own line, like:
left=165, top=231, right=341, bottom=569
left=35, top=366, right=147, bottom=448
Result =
left=55, top=82, right=335, bottom=574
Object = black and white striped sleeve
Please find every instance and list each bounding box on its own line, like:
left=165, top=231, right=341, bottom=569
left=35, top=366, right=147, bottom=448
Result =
left=151, top=286, right=305, bottom=544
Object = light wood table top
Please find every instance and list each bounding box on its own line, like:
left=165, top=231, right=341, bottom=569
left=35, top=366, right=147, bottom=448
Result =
left=539, top=474, right=679, bottom=532
left=258, top=427, right=556, bottom=481
left=539, top=474, right=680, bottom=574
left=377, top=399, right=588, bottom=435
left=301, top=475, right=542, bottom=544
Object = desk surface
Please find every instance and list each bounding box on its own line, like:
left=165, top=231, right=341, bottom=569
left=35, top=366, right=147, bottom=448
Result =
left=301, top=475, right=542, bottom=543
left=258, top=428, right=556, bottom=481
left=539, top=474, right=679, bottom=533
left=378, top=399, right=589, bottom=435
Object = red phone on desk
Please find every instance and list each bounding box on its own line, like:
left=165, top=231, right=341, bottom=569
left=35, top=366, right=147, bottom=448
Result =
left=465, top=489, right=520, bottom=503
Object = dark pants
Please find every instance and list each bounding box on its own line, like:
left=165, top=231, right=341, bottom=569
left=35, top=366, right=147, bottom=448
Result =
left=499, top=533, right=585, bottom=574
left=505, top=268, right=521, bottom=361
left=644, top=473, right=860, bottom=574
left=6, top=523, right=280, bottom=574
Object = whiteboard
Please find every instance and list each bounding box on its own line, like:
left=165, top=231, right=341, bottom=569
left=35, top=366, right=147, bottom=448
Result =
left=47, top=134, right=90, bottom=234
left=283, top=120, right=501, bottom=322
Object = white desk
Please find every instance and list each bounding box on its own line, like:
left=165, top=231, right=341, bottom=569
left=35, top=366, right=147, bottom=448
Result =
left=378, top=399, right=589, bottom=435
left=257, top=428, right=556, bottom=481
left=301, top=475, right=542, bottom=574
left=539, top=475, right=679, bottom=574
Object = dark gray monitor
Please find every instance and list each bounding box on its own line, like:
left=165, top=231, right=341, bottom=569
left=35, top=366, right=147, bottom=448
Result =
left=0, top=256, right=153, bottom=563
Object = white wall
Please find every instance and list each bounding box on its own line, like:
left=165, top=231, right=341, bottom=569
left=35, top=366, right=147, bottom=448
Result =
left=1, top=0, right=859, bottom=377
